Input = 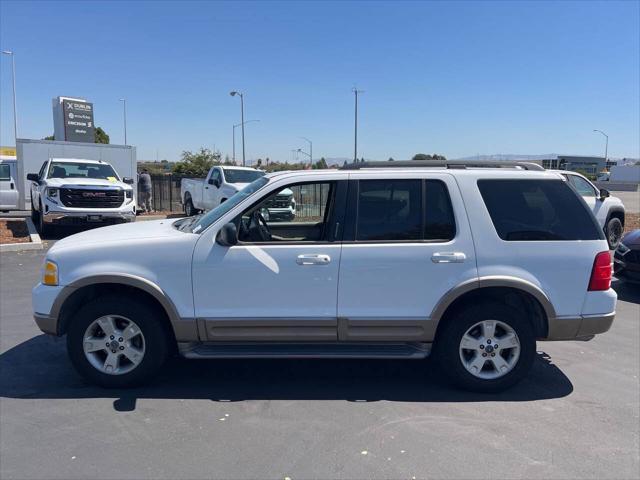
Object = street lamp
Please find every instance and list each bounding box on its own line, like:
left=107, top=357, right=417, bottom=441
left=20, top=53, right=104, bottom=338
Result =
left=2, top=50, right=18, bottom=142
left=119, top=98, right=127, bottom=145
left=593, top=129, right=609, bottom=165
left=233, top=119, right=259, bottom=164
left=230, top=91, right=246, bottom=166
left=299, top=136, right=312, bottom=166
left=296, top=148, right=311, bottom=167
left=352, top=87, right=364, bottom=162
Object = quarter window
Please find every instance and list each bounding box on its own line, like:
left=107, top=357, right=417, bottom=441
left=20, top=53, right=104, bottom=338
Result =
left=478, top=179, right=603, bottom=241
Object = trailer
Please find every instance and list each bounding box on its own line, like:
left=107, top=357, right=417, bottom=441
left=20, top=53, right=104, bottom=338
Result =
left=15, top=139, right=136, bottom=211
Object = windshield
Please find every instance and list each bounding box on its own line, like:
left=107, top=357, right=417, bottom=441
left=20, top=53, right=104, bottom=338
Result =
left=47, top=161, right=119, bottom=180
left=180, top=176, right=269, bottom=233
left=223, top=168, right=265, bottom=184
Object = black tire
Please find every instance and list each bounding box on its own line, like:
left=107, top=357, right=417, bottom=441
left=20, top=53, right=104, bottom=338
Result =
left=66, top=295, right=170, bottom=388
left=30, top=202, right=39, bottom=225
left=37, top=202, right=49, bottom=237
left=605, top=217, right=623, bottom=250
left=433, top=302, right=536, bottom=393
left=184, top=196, right=195, bottom=216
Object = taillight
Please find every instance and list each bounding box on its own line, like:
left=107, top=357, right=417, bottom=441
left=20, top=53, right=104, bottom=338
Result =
left=588, top=251, right=612, bottom=291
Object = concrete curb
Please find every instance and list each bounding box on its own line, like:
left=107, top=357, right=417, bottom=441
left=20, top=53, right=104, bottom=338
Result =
left=0, top=217, right=44, bottom=252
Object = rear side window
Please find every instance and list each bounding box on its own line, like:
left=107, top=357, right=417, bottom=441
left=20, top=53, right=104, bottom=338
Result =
left=353, top=179, right=456, bottom=242
left=0, top=164, right=10, bottom=181
left=478, top=179, right=603, bottom=241
left=356, top=179, right=422, bottom=241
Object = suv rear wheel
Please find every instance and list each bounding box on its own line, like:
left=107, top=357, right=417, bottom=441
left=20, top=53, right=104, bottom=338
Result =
left=434, top=302, right=535, bottom=392
left=66, top=295, right=169, bottom=388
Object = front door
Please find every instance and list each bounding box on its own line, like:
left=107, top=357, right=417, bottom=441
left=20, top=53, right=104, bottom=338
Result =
left=0, top=161, right=19, bottom=210
left=336, top=174, right=477, bottom=342
left=192, top=179, right=346, bottom=341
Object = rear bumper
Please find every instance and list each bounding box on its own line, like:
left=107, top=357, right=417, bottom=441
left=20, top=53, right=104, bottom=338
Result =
left=545, top=312, right=615, bottom=340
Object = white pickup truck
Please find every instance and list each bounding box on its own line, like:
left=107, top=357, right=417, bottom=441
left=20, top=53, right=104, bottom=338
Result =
left=181, top=165, right=296, bottom=221
left=28, top=158, right=136, bottom=235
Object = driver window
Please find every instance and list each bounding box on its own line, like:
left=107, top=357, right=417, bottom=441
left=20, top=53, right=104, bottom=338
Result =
left=569, top=175, right=596, bottom=197
left=211, top=170, right=221, bottom=186
left=236, top=181, right=334, bottom=243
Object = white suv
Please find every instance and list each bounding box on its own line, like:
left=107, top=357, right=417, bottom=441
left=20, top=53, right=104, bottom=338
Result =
left=32, top=161, right=616, bottom=392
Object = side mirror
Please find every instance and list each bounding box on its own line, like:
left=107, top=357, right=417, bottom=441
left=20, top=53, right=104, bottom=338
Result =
left=599, top=188, right=610, bottom=201
left=122, top=177, right=134, bottom=184
left=208, top=178, right=214, bottom=185
left=216, top=222, right=238, bottom=246
left=27, top=173, right=39, bottom=182
left=214, top=178, right=221, bottom=188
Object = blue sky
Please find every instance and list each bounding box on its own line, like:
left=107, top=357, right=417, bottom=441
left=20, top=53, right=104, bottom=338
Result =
left=1, top=0, right=639, bottom=162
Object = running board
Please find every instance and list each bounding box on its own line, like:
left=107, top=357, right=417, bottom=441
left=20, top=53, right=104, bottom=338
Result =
left=179, top=342, right=431, bottom=359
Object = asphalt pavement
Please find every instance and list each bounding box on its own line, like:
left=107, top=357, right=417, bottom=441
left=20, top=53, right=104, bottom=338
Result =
left=0, top=244, right=639, bottom=480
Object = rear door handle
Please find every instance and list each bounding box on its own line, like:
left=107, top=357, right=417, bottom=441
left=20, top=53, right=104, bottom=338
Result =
left=431, top=252, right=466, bottom=263
left=296, top=254, right=331, bottom=265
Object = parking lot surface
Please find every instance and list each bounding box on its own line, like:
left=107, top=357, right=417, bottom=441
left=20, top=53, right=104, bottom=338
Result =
left=1, top=245, right=639, bottom=480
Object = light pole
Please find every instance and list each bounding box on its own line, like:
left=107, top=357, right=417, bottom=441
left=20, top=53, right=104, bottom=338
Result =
left=352, top=88, right=364, bottom=162
left=119, top=98, right=127, bottom=145
left=2, top=50, right=18, bottom=142
left=230, top=91, right=246, bottom=166
left=299, top=137, right=312, bottom=166
left=233, top=119, right=259, bottom=164
left=593, top=129, right=609, bottom=165
left=297, top=148, right=311, bottom=166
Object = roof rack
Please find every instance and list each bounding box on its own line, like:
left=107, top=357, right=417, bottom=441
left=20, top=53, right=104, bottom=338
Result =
left=340, top=160, right=545, bottom=171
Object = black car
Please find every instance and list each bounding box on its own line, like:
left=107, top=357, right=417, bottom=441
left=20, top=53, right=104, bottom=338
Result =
left=614, top=229, right=640, bottom=283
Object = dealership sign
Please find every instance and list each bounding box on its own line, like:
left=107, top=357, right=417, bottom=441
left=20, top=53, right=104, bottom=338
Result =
left=63, top=100, right=95, bottom=142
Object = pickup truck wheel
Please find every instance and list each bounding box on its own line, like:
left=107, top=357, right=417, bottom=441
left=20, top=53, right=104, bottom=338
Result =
left=605, top=217, right=623, bottom=249
left=30, top=202, right=39, bottom=224
left=434, top=302, right=535, bottom=393
left=184, top=197, right=196, bottom=217
left=37, top=202, right=49, bottom=236
left=66, top=295, right=169, bottom=388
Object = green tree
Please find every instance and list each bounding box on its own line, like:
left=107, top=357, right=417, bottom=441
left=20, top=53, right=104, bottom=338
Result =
left=95, top=127, right=109, bottom=144
left=172, top=147, right=221, bottom=176
left=412, top=153, right=446, bottom=161
left=313, top=157, right=328, bottom=169
left=43, top=134, right=55, bottom=140
left=388, top=157, right=394, bottom=161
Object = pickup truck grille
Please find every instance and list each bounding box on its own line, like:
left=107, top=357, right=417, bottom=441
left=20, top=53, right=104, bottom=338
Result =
left=265, top=194, right=291, bottom=209
left=60, top=188, right=124, bottom=208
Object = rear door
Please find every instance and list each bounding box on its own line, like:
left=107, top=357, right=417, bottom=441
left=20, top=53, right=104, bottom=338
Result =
left=336, top=172, right=477, bottom=342
left=0, top=161, right=19, bottom=210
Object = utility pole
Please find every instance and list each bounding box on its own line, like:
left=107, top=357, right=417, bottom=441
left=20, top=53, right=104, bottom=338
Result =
left=2, top=50, right=18, bottom=141
left=353, top=88, right=364, bottom=163
left=119, top=98, right=127, bottom=145
left=230, top=91, right=246, bottom=166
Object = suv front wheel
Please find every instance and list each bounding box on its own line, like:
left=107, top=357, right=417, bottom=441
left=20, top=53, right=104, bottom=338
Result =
left=434, top=302, right=535, bottom=393
left=66, top=295, right=169, bottom=388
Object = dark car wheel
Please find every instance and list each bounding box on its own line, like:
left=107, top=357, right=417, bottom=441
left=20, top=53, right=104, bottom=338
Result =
left=434, top=302, right=536, bottom=393
left=66, top=295, right=170, bottom=388
left=606, top=217, right=623, bottom=250
left=184, top=197, right=196, bottom=217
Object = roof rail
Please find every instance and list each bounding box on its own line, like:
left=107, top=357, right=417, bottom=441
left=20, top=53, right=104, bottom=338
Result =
left=340, top=160, right=545, bottom=171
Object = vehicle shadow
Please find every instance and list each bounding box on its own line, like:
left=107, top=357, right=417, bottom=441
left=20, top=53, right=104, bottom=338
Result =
left=0, top=335, right=573, bottom=410
left=613, top=280, right=640, bottom=304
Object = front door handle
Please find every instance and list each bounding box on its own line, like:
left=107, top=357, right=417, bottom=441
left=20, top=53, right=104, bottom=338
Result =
left=296, top=254, right=331, bottom=265
left=431, top=252, right=466, bottom=263
left=10, top=182, right=14, bottom=190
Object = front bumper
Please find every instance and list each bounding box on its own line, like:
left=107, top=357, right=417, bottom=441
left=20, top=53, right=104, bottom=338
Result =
left=42, top=210, right=136, bottom=225
left=34, top=313, right=58, bottom=335
left=613, top=249, right=640, bottom=283
left=32, top=283, right=65, bottom=335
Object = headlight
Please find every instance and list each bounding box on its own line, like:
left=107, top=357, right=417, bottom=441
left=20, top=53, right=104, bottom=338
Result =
left=617, top=242, right=630, bottom=255
left=47, top=187, right=59, bottom=198
left=125, top=189, right=133, bottom=203
left=42, top=260, right=58, bottom=286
